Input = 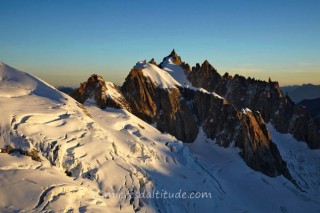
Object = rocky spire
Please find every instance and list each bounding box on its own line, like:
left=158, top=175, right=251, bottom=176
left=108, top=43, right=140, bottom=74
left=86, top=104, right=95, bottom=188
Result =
left=201, top=59, right=216, bottom=71
left=203, top=59, right=210, bottom=65
left=170, top=49, right=177, bottom=57
left=148, top=58, right=157, bottom=66
left=159, top=49, right=182, bottom=67
left=187, top=59, right=221, bottom=89
left=169, top=49, right=182, bottom=64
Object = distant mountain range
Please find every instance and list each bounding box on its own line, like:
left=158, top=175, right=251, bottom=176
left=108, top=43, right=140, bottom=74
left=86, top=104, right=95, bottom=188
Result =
left=281, top=84, right=320, bottom=103
left=57, top=86, right=74, bottom=94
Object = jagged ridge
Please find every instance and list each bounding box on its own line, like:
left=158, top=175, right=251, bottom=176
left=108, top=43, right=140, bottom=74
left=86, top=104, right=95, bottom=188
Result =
left=70, top=52, right=300, bottom=182
left=187, top=59, right=320, bottom=149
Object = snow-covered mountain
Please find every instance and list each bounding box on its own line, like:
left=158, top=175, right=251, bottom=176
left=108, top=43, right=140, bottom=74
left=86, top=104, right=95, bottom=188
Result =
left=1, top=59, right=320, bottom=213
left=71, top=50, right=319, bottom=176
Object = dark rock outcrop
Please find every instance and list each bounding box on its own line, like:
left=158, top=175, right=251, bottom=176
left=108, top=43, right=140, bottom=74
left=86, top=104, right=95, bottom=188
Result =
left=1, top=145, right=41, bottom=162
left=188, top=60, right=320, bottom=149
left=237, top=111, right=289, bottom=178
left=188, top=60, right=222, bottom=90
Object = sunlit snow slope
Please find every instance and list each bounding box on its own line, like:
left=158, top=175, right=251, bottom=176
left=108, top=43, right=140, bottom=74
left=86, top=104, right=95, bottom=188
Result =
left=0, top=62, right=319, bottom=212
left=134, top=61, right=180, bottom=89
left=135, top=60, right=223, bottom=99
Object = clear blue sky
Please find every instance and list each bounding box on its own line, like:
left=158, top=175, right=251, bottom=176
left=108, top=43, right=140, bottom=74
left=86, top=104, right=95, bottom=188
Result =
left=0, top=0, right=319, bottom=86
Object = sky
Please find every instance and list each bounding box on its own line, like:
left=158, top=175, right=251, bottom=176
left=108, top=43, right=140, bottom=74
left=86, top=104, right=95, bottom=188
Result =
left=0, top=0, right=319, bottom=87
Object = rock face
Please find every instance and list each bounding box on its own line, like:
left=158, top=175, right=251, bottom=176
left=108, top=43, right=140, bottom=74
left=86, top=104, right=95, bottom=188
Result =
left=121, top=67, right=198, bottom=142
left=188, top=61, right=320, bottom=149
left=187, top=60, right=222, bottom=89
left=180, top=89, right=291, bottom=178
left=70, top=74, right=107, bottom=108
left=238, top=110, right=290, bottom=178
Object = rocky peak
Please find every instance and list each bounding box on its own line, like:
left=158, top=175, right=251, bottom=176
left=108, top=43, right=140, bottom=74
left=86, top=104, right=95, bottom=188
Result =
left=148, top=58, right=157, bottom=66
left=70, top=74, right=130, bottom=110
left=188, top=60, right=222, bottom=89
left=160, top=50, right=192, bottom=74
left=169, top=49, right=177, bottom=57
left=222, top=72, right=232, bottom=80
left=201, top=60, right=218, bottom=72
left=171, top=51, right=183, bottom=64
left=70, top=74, right=106, bottom=104
left=202, top=59, right=210, bottom=68
left=160, top=49, right=183, bottom=65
